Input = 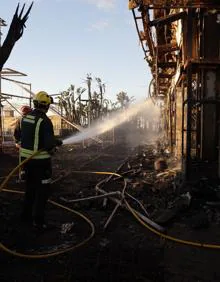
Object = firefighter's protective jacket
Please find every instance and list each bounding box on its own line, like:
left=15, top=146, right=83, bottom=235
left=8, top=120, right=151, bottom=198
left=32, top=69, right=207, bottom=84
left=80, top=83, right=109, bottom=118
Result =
left=18, top=109, right=57, bottom=159
left=14, top=117, right=22, bottom=145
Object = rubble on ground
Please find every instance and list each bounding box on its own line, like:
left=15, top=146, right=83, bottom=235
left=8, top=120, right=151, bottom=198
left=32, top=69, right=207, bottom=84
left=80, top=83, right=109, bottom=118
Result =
left=112, top=143, right=220, bottom=230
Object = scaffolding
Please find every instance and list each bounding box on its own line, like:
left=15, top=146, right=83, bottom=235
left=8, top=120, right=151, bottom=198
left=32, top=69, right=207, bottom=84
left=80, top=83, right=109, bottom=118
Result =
left=0, top=68, right=32, bottom=152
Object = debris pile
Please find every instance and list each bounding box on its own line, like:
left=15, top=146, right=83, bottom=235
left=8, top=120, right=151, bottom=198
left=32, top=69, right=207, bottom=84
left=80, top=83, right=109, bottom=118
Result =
left=58, top=142, right=220, bottom=234
left=95, top=143, right=220, bottom=231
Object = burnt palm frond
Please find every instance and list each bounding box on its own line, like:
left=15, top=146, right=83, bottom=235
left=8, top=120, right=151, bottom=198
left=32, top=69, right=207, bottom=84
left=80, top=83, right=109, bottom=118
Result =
left=0, top=2, right=33, bottom=71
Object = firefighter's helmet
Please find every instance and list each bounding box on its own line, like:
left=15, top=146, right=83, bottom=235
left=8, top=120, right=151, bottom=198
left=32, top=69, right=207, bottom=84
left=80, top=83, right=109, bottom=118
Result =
left=20, top=105, right=32, bottom=116
left=33, top=91, right=52, bottom=109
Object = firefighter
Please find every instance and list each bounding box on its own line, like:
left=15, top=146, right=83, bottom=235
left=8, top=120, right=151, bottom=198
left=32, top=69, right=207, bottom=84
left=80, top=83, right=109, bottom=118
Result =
left=19, top=91, right=62, bottom=229
left=14, top=105, right=32, bottom=182
left=14, top=105, right=32, bottom=149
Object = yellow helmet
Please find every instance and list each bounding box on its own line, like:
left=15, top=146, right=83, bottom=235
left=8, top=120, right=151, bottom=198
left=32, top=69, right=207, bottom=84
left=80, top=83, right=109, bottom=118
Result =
left=33, top=91, right=51, bottom=106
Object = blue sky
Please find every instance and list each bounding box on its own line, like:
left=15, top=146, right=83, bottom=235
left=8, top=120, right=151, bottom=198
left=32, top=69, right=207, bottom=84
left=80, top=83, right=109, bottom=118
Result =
left=1, top=0, right=152, bottom=102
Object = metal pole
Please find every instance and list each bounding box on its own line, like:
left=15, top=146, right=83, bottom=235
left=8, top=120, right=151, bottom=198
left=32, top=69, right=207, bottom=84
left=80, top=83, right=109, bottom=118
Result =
left=60, top=99, right=63, bottom=137
left=87, top=74, right=92, bottom=128
left=5, top=99, right=21, bottom=116
left=185, top=8, right=193, bottom=180
left=186, top=65, right=193, bottom=181
left=181, top=82, right=185, bottom=159
left=29, top=83, right=32, bottom=107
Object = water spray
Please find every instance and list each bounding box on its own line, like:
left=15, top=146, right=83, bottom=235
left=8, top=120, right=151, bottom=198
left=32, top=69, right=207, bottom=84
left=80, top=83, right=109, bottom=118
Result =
left=63, top=99, right=160, bottom=145
left=15, top=83, right=160, bottom=146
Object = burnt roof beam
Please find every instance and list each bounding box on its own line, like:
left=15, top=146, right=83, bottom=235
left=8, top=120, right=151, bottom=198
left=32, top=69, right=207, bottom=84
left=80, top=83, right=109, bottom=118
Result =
left=157, top=62, right=177, bottom=68
left=157, top=43, right=179, bottom=53
left=141, top=8, right=155, bottom=58
left=149, top=11, right=186, bottom=27
left=157, top=74, right=174, bottom=79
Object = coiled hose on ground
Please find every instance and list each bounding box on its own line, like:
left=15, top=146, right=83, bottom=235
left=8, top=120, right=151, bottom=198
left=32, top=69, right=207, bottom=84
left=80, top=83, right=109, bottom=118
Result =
left=0, top=150, right=95, bottom=259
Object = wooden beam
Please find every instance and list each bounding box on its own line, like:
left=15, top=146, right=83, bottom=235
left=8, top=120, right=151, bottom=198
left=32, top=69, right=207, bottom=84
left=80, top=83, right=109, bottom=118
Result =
left=158, top=73, right=174, bottom=79
left=138, top=0, right=220, bottom=9
left=157, top=62, right=177, bottom=68
left=141, top=9, right=155, bottom=57
left=149, top=11, right=186, bottom=27
left=159, top=83, right=171, bottom=87
left=157, top=43, right=179, bottom=53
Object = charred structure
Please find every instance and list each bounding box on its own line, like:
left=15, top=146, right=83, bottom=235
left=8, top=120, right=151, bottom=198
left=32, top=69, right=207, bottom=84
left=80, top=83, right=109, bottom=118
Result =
left=129, top=0, right=220, bottom=180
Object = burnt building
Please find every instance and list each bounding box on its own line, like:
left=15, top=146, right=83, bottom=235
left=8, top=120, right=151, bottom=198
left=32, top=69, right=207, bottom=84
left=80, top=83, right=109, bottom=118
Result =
left=129, top=0, right=220, bottom=180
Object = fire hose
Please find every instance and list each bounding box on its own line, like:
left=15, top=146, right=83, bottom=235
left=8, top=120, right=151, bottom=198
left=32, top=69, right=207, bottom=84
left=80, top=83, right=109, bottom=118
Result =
left=0, top=150, right=95, bottom=259
left=1, top=151, right=220, bottom=259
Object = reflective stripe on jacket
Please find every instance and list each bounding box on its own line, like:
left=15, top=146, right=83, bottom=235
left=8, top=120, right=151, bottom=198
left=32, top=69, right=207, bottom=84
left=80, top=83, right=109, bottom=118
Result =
left=20, top=148, right=50, bottom=159
left=20, top=110, right=55, bottom=160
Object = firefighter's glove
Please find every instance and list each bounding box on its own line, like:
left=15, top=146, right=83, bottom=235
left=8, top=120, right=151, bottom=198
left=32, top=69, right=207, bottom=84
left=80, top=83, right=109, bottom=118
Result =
left=56, top=139, right=63, bottom=147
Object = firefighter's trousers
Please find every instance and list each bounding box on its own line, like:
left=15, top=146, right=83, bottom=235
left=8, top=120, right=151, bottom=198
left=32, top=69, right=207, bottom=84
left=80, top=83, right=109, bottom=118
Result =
left=21, top=158, right=52, bottom=224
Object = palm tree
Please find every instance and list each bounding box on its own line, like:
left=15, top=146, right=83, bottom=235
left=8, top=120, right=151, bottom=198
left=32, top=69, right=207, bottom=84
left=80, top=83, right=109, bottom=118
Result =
left=84, top=75, right=107, bottom=122
left=58, top=84, right=86, bottom=125
left=85, top=74, right=92, bottom=126
left=116, top=91, right=134, bottom=109
left=95, top=77, right=106, bottom=115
